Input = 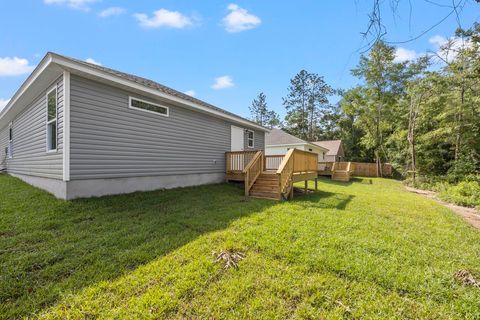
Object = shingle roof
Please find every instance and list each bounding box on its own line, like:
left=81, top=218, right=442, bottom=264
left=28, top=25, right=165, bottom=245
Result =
left=50, top=52, right=266, bottom=130
left=266, top=128, right=307, bottom=145
left=312, top=140, right=342, bottom=156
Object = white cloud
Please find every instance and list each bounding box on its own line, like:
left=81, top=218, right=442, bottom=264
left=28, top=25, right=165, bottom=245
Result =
left=184, top=90, right=196, bottom=97
left=134, top=9, right=194, bottom=29
left=44, top=0, right=98, bottom=11
left=429, top=34, right=472, bottom=63
left=0, top=98, right=10, bottom=111
left=429, top=35, right=448, bottom=49
left=211, top=76, right=234, bottom=89
left=85, top=58, right=102, bottom=66
left=222, top=4, right=261, bottom=33
left=394, top=47, right=418, bottom=63
left=0, top=57, right=35, bottom=76
left=99, top=7, right=125, bottom=18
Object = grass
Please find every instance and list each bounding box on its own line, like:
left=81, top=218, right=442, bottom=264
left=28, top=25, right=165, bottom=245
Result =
left=1, top=175, right=480, bottom=319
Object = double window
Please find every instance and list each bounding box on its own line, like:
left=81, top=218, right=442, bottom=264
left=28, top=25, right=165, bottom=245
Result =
left=46, top=88, right=57, bottom=152
left=246, top=130, right=254, bottom=148
left=129, top=97, right=169, bottom=117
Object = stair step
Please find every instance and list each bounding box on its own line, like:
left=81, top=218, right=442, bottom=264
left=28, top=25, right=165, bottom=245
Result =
left=257, top=176, right=278, bottom=181
left=251, top=185, right=279, bottom=192
left=254, top=180, right=278, bottom=185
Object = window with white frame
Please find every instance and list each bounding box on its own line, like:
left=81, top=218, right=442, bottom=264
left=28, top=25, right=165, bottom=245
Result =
left=7, top=126, right=12, bottom=158
left=129, top=97, right=169, bottom=116
left=246, top=130, right=254, bottom=148
left=46, top=88, right=57, bottom=151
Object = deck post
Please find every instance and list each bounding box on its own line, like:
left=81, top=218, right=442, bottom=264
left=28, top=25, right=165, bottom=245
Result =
left=315, top=178, right=318, bottom=190
left=304, top=180, right=308, bottom=194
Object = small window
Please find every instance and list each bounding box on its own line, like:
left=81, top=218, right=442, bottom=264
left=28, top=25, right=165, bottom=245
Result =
left=322, top=152, right=325, bottom=160
left=246, top=130, right=254, bottom=148
left=308, top=148, right=313, bottom=152
left=129, top=97, right=169, bottom=116
left=7, top=126, right=12, bottom=159
left=46, top=88, right=57, bottom=152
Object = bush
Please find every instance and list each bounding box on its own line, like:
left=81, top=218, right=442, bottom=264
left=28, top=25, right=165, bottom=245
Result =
left=439, top=181, right=480, bottom=208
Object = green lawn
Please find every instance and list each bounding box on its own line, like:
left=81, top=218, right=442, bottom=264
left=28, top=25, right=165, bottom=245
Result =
left=1, top=174, right=480, bottom=319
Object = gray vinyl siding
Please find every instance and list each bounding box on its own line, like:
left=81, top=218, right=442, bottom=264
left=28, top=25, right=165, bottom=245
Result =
left=69, top=75, right=265, bottom=180
left=0, top=76, right=64, bottom=179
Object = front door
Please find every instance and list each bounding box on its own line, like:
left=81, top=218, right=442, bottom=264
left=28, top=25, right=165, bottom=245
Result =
left=231, top=125, right=244, bottom=151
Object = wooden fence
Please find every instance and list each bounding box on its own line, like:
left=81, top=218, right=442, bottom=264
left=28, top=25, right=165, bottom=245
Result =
left=351, top=162, right=392, bottom=177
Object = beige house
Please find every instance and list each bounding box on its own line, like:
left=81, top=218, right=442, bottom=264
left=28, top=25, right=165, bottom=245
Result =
left=312, top=140, right=345, bottom=162
left=265, top=128, right=329, bottom=161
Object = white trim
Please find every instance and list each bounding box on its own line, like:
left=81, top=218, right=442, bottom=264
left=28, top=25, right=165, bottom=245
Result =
left=45, top=85, right=58, bottom=153
left=49, top=54, right=268, bottom=132
left=0, top=55, right=53, bottom=120
left=128, top=96, right=169, bottom=117
left=246, top=129, right=254, bottom=148
left=266, top=142, right=329, bottom=152
left=63, top=71, right=71, bottom=181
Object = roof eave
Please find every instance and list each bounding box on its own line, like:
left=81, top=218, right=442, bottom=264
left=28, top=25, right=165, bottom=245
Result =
left=51, top=54, right=269, bottom=132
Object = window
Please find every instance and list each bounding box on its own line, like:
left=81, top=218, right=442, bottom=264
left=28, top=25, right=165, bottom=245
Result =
left=7, top=126, right=12, bottom=158
left=308, top=148, right=313, bottom=152
left=129, top=97, right=169, bottom=116
left=46, top=88, right=57, bottom=152
left=322, top=152, right=325, bottom=160
left=246, top=130, right=254, bottom=148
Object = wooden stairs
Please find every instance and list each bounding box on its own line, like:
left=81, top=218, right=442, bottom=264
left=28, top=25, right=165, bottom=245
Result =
left=249, top=172, right=281, bottom=200
left=225, top=149, right=319, bottom=200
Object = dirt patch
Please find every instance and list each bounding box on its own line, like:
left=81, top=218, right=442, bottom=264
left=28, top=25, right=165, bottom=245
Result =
left=405, top=186, right=480, bottom=230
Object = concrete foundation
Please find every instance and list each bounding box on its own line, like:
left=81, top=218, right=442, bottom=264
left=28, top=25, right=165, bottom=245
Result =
left=8, top=172, right=225, bottom=200
left=10, top=173, right=67, bottom=199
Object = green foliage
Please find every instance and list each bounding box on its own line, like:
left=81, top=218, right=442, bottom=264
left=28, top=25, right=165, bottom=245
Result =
left=282, top=70, right=333, bottom=141
left=2, top=175, right=480, bottom=318
left=249, top=92, right=280, bottom=128
left=439, top=181, right=480, bottom=208
left=335, top=23, right=480, bottom=179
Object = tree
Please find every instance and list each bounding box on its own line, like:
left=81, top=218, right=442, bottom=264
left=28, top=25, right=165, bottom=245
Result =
left=350, top=41, right=410, bottom=176
left=283, top=70, right=333, bottom=141
left=249, top=92, right=280, bottom=128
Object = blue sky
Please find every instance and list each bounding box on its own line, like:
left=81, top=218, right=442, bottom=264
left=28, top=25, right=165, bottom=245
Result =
left=0, top=1, right=478, bottom=118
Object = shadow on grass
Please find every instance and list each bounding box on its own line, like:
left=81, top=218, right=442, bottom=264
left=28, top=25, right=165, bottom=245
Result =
left=293, top=190, right=355, bottom=210
left=0, top=176, right=276, bottom=319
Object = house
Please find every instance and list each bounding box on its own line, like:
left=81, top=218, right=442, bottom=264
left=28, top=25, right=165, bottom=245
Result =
left=0, top=52, right=269, bottom=200
left=312, top=140, right=345, bottom=162
left=265, top=128, right=329, bottom=162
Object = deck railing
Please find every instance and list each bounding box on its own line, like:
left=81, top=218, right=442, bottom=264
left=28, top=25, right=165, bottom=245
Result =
left=277, top=149, right=295, bottom=198
left=276, top=149, right=318, bottom=199
left=225, top=150, right=258, bottom=172
left=265, top=155, right=284, bottom=170
left=243, top=151, right=263, bottom=196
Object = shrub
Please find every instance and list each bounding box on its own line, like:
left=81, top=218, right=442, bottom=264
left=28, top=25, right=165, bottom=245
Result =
left=439, top=181, right=480, bottom=208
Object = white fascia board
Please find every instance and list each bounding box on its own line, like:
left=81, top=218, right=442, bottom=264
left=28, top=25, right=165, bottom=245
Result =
left=0, top=55, right=53, bottom=120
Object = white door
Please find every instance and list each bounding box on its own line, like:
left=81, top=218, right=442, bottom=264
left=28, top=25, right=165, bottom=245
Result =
left=231, top=125, right=244, bottom=151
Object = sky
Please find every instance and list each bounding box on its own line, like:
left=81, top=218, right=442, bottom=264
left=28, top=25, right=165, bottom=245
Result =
left=0, top=1, right=478, bottom=118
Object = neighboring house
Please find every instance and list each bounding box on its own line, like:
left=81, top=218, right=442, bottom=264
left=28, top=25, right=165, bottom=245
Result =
left=312, top=140, right=345, bottom=162
left=0, top=52, right=268, bottom=200
left=265, top=128, right=329, bottom=161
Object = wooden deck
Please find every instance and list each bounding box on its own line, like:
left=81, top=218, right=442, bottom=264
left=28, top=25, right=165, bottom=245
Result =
left=318, top=161, right=354, bottom=182
left=225, top=150, right=318, bottom=200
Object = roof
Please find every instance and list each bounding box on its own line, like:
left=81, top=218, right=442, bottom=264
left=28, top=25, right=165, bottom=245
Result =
left=266, top=129, right=329, bottom=152
left=266, top=128, right=306, bottom=145
left=312, top=140, right=342, bottom=156
left=0, top=52, right=268, bottom=132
